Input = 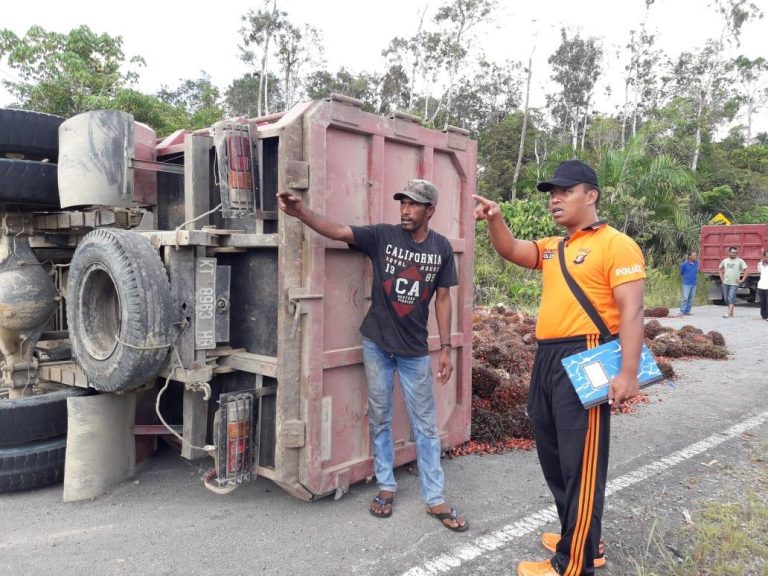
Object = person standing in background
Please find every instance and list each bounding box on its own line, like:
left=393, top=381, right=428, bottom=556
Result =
left=758, top=250, right=768, bottom=320
left=678, top=251, right=699, bottom=317
left=718, top=247, right=747, bottom=318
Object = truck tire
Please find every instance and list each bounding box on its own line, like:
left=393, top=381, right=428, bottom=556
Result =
left=0, top=388, right=90, bottom=447
left=0, top=158, right=59, bottom=208
left=0, top=108, right=64, bottom=160
left=0, top=435, right=66, bottom=493
left=67, top=229, right=175, bottom=392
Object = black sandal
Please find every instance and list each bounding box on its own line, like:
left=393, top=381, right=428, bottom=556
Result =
left=369, top=494, right=394, bottom=518
left=426, top=507, right=469, bottom=532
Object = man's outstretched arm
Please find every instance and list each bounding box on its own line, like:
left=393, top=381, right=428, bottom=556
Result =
left=277, top=191, right=355, bottom=244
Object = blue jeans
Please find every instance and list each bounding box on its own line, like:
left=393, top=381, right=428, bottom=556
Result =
left=722, top=284, right=738, bottom=305
left=362, top=338, right=445, bottom=507
left=680, top=283, right=696, bottom=315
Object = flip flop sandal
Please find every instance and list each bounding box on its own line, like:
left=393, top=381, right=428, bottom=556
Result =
left=369, top=495, right=394, bottom=518
left=426, top=507, right=469, bottom=532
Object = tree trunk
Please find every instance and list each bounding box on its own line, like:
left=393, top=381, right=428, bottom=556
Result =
left=408, top=6, right=428, bottom=111
left=632, top=106, right=638, bottom=138
left=621, top=80, right=630, bottom=148
left=580, top=97, right=591, bottom=151
left=691, top=89, right=706, bottom=172
left=256, top=0, right=277, bottom=117
left=571, top=116, right=578, bottom=151
left=512, top=50, right=534, bottom=200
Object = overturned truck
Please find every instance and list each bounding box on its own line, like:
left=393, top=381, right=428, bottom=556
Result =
left=0, top=95, right=476, bottom=501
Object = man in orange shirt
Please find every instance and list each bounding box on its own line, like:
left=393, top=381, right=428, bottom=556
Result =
left=473, top=160, right=645, bottom=576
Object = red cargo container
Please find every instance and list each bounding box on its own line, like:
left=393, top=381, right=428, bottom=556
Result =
left=699, top=224, right=768, bottom=303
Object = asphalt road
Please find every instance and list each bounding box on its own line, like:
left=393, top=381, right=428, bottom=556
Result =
left=1, top=304, right=766, bottom=576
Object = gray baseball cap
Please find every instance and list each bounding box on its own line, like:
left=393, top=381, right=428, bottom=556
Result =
left=393, top=179, right=438, bottom=205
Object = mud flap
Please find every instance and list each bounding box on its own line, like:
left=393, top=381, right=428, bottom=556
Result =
left=63, top=392, right=136, bottom=502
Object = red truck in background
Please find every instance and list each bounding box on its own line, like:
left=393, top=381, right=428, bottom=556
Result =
left=700, top=224, right=768, bottom=304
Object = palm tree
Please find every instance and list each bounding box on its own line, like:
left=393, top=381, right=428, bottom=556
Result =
left=595, top=133, right=697, bottom=261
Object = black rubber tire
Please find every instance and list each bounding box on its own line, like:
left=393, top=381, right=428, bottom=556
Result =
left=0, top=108, right=64, bottom=160
left=0, top=388, right=90, bottom=447
left=0, top=158, right=59, bottom=208
left=67, top=229, right=175, bottom=392
left=0, top=436, right=66, bottom=493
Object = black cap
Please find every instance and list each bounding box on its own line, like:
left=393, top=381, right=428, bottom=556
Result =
left=536, top=160, right=599, bottom=192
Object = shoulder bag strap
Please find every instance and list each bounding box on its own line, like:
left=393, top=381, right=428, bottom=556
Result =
left=557, top=239, right=613, bottom=341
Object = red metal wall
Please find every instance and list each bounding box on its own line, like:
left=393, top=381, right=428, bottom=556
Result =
left=271, top=99, right=476, bottom=498
left=700, top=224, right=768, bottom=274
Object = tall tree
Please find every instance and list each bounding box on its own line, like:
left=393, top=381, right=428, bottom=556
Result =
left=512, top=46, right=535, bottom=199
left=382, top=0, right=495, bottom=123
left=0, top=25, right=144, bottom=116
left=275, top=23, right=324, bottom=108
left=382, top=4, right=430, bottom=111
left=619, top=23, right=660, bottom=147
left=304, top=68, right=378, bottom=110
left=225, top=72, right=282, bottom=118
left=674, top=0, right=763, bottom=171
left=429, top=0, right=495, bottom=122
left=239, top=0, right=287, bottom=117
left=733, top=55, right=768, bottom=144
left=450, top=58, right=521, bottom=131
left=547, top=29, right=603, bottom=151
left=377, top=64, right=411, bottom=114
left=596, top=133, right=697, bottom=258
left=157, top=72, right=224, bottom=130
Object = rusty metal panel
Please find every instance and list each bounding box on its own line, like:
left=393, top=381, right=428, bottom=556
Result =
left=267, top=98, right=476, bottom=499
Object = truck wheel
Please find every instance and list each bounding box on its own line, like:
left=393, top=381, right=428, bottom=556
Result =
left=67, top=229, right=175, bottom=392
left=0, top=158, right=59, bottom=208
left=0, top=387, right=90, bottom=446
left=0, top=436, right=67, bottom=493
left=0, top=108, right=64, bottom=160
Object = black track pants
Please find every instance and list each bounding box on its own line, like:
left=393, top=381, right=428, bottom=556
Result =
left=759, top=288, right=768, bottom=319
left=528, top=337, right=611, bottom=576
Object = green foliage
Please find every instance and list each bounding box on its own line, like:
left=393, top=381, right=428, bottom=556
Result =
left=477, top=112, right=543, bottom=200
left=157, top=73, right=225, bottom=131
left=700, top=184, right=735, bottom=212
left=0, top=25, right=144, bottom=117
left=728, top=143, right=768, bottom=174
left=225, top=72, right=284, bottom=117
left=740, top=205, right=768, bottom=223
left=105, top=89, right=186, bottom=137
left=674, top=493, right=768, bottom=576
left=642, top=266, right=707, bottom=308
left=304, top=68, right=378, bottom=110
left=497, top=196, right=558, bottom=240
left=595, top=134, right=699, bottom=262
left=473, top=221, right=542, bottom=311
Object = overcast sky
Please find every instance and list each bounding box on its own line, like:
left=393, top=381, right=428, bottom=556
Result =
left=1, top=0, right=767, bottom=132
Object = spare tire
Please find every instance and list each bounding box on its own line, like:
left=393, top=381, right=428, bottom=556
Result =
left=0, top=435, right=67, bottom=493
left=0, top=387, right=90, bottom=446
left=0, top=108, right=64, bottom=160
left=0, top=158, right=59, bottom=207
left=67, top=229, right=175, bottom=392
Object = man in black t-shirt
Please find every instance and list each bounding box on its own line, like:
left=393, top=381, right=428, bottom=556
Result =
left=277, top=180, right=468, bottom=532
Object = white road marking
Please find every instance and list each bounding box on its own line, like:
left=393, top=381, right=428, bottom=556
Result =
left=402, top=411, right=768, bottom=576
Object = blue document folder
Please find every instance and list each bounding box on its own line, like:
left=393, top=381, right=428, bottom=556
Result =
left=561, top=340, right=664, bottom=409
